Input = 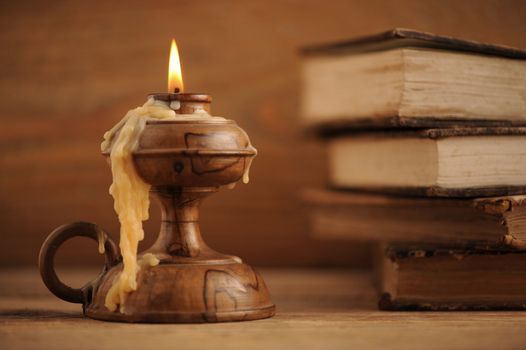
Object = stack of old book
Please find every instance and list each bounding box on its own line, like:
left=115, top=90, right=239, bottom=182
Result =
left=300, top=29, right=526, bottom=310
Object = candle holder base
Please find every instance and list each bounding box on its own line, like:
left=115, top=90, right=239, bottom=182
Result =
left=39, top=186, right=275, bottom=323
left=85, top=260, right=275, bottom=323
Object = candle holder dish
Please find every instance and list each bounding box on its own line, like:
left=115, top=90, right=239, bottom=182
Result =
left=38, top=93, right=275, bottom=323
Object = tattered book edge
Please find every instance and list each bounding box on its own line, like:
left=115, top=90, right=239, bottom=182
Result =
left=378, top=293, right=526, bottom=311
left=326, top=185, right=526, bottom=199
left=302, top=116, right=526, bottom=138
left=301, top=28, right=526, bottom=59
left=301, top=187, right=526, bottom=212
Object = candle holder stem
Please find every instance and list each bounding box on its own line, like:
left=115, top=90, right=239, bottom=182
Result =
left=147, top=186, right=237, bottom=264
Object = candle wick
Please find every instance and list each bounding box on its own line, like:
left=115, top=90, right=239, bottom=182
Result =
left=173, top=87, right=180, bottom=94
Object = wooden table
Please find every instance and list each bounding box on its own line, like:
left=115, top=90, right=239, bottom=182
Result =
left=1, top=268, right=526, bottom=350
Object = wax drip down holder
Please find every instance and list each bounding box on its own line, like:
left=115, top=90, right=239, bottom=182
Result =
left=38, top=93, right=275, bottom=323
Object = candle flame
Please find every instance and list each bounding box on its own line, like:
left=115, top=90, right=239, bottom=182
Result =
left=168, top=39, right=184, bottom=93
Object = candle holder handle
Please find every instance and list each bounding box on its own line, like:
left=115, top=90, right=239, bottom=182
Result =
left=39, top=222, right=120, bottom=304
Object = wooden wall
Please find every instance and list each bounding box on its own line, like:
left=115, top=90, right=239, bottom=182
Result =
left=1, top=0, right=525, bottom=267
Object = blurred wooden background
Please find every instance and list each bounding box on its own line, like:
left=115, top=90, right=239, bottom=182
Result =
left=1, top=0, right=525, bottom=267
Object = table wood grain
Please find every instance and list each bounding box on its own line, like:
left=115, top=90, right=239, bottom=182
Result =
left=1, top=268, right=526, bottom=350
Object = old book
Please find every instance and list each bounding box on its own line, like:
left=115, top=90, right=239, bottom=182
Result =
left=327, top=128, right=526, bottom=197
left=379, top=249, right=526, bottom=310
left=300, top=28, right=526, bottom=133
left=303, top=188, right=526, bottom=250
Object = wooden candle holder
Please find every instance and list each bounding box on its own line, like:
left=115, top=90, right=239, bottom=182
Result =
left=38, top=93, right=275, bottom=323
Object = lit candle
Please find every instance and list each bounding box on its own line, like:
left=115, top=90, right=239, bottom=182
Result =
left=168, top=39, right=184, bottom=93
left=100, top=39, right=187, bottom=313
left=100, top=39, right=254, bottom=314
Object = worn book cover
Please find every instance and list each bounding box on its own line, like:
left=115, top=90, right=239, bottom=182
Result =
left=326, top=127, right=526, bottom=197
left=300, top=28, right=526, bottom=133
left=303, top=188, right=526, bottom=250
left=379, top=248, right=526, bottom=311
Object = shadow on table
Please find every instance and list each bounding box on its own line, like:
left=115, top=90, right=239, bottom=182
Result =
left=0, top=309, right=84, bottom=320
